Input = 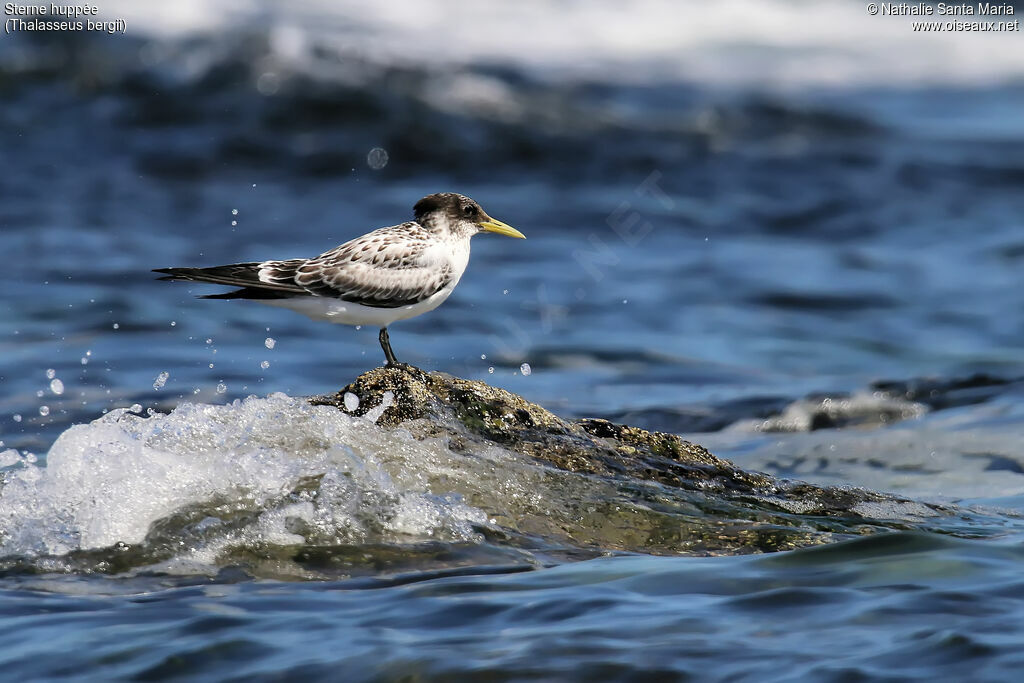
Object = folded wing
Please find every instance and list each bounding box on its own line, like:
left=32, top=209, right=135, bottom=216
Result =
left=294, top=224, right=454, bottom=308
left=153, top=223, right=454, bottom=308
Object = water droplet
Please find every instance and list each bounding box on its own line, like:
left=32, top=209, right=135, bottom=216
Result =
left=264, top=337, right=276, bottom=349
left=112, top=323, right=120, bottom=330
left=13, top=414, right=22, bottom=423
left=231, top=220, right=237, bottom=226
left=231, top=209, right=238, bottom=216
left=50, top=379, right=64, bottom=395
left=129, top=403, right=142, bottom=413
left=260, top=360, right=270, bottom=369
left=170, top=321, right=176, bottom=327
left=367, top=147, right=389, bottom=170
left=216, top=383, right=227, bottom=394
left=480, top=354, right=487, bottom=360
left=487, top=367, right=494, bottom=374
left=46, top=368, right=55, bottom=379
left=39, top=406, right=50, bottom=417
left=208, top=363, right=215, bottom=369
left=343, top=392, right=360, bottom=412
left=153, top=371, right=169, bottom=390
left=622, top=299, right=628, bottom=304
left=355, top=325, right=361, bottom=330
left=205, top=338, right=213, bottom=344
left=520, top=363, right=532, bottom=376
left=256, top=71, right=279, bottom=95
left=503, top=289, right=509, bottom=295
left=35, top=390, right=44, bottom=398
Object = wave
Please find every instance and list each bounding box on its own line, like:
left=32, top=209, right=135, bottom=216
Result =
left=0, top=395, right=495, bottom=574
left=3, top=380, right=1020, bottom=580
left=94, top=0, right=1024, bottom=88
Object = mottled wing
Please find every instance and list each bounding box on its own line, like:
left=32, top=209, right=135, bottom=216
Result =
left=291, top=223, right=454, bottom=308
left=255, top=259, right=308, bottom=289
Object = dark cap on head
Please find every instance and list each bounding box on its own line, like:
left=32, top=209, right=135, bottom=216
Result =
left=414, top=193, right=465, bottom=220
left=410, top=191, right=528, bottom=239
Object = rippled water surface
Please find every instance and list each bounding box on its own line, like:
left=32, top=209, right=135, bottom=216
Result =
left=5, top=534, right=1024, bottom=681
left=3, top=0, right=1024, bottom=679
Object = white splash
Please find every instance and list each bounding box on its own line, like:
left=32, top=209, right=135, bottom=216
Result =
left=0, top=394, right=490, bottom=560
left=0, top=449, right=20, bottom=468
left=364, top=391, right=394, bottom=423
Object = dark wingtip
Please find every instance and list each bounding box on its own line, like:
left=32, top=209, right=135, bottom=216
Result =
left=154, top=267, right=191, bottom=281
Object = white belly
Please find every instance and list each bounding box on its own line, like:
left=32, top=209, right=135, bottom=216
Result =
left=259, top=283, right=457, bottom=328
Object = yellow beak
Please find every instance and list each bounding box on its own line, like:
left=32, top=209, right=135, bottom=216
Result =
left=479, top=218, right=526, bottom=239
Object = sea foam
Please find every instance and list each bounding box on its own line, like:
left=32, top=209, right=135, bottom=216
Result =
left=0, top=394, right=489, bottom=561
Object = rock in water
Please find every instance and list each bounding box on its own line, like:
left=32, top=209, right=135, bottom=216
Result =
left=311, top=365, right=948, bottom=555
left=314, top=365, right=748, bottom=481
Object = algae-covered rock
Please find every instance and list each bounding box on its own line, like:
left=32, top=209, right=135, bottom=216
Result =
left=310, top=365, right=955, bottom=557
left=313, top=366, right=725, bottom=471
left=313, top=365, right=757, bottom=484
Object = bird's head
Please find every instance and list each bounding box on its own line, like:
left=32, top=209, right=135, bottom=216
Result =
left=413, top=193, right=525, bottom=241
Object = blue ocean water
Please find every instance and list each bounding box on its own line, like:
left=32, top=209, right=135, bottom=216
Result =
left=3, top=1, right=1024, bottom=679
left=5, top=534, right=1024, bottom=681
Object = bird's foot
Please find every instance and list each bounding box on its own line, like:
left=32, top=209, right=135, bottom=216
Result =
left=384, top=360, right=419, bottom=373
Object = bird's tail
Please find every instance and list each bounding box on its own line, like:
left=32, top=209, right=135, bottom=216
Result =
left=153, top=263, right=307, bottom=299
left=153, top=264, right=263, bottom=286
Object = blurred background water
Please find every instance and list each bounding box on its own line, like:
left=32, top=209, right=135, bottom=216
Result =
left=3, top=0, right=1024, bottom=679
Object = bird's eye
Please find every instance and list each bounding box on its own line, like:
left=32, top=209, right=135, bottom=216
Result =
left=463, top=205, right=477, bottom=216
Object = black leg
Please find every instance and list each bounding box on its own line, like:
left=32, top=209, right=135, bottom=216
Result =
left=379, top=327, right=399, bottom=366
